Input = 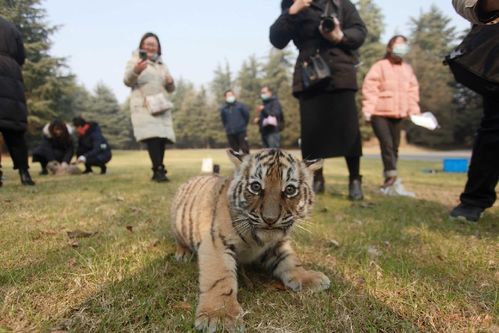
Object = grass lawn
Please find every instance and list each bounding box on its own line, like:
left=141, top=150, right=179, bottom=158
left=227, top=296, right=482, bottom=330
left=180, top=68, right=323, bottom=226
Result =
left=0, top=149, right=497, bottom=332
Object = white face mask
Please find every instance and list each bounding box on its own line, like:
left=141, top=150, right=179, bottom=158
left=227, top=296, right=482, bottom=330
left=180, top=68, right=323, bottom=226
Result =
left=392, top=44, right=409, bottom=58
left=226, top=96, right=236, bottom=104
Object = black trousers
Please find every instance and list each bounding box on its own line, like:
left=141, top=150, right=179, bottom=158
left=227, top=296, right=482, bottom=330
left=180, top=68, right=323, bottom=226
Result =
left=143, top=137, right=167, bottom=170
left=0, top=128, right=29, bottom=170
left=460, top=95, right=499, bottom=209
left=371, top=116, right=402, bottom=178
left=227, top=131, right=249, bottom=154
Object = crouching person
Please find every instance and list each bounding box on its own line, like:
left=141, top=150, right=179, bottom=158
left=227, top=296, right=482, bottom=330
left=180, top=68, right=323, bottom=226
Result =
left=32, top=119, right=74, bottom=175
left=72, top=116, right=112, bottom=174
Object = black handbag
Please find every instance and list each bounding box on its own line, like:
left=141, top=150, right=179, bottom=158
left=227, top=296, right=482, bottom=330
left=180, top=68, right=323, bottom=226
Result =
left=301, top=0, right=342, bottom=91
left=445, top=23, right=499, bottom=96
left=302, top=52, right=332, bottom=90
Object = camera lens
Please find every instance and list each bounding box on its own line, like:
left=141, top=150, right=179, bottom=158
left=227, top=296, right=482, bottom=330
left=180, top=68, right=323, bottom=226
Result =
left=322, top=18, right=335, bottom=33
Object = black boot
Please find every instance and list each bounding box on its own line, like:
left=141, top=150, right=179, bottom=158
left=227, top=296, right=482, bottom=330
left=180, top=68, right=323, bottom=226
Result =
left=19, top=169, right=35, bottom=186
left=39, top=167, right=48, bottom=175
left=100, top=164, right=107, bottom=175
left=348, top=176, right=363, bottom=201
left=152, top=165, right=169, bottom=182
left=83, top=164, right=93, bottom=174
left=313, top=168, right=325, bottom=194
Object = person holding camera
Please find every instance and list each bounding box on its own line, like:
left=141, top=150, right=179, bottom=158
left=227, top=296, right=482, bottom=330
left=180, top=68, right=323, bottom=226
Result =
left=362, top=35, right=421, bottom=190
left=448, top=0, right=499, bottom=222
left=270, top=0, right=367, bottom=199
left=254, top=86, right=285, bottom=148
left=124, top=32, right=176, bottom=182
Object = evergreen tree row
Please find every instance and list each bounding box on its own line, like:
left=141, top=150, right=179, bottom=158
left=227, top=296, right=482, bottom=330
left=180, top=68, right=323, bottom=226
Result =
left=1, top=0, right=483, bottom=150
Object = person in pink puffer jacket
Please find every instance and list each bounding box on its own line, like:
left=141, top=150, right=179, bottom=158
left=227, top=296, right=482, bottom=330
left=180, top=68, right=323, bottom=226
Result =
left=362, top=35, right=421, bottom=189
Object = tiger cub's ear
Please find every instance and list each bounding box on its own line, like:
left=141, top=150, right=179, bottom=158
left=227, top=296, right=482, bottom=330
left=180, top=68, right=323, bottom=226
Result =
left=303, top=159, right=323, bottom=172
left=227, top=149, right=245, bottom=167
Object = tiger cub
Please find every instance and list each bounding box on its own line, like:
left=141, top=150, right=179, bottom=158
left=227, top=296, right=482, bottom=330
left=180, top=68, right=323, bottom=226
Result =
left=171, top=149, right=330, bottom=331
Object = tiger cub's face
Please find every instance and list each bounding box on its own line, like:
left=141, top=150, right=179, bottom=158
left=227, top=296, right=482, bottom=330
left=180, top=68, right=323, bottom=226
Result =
left=228, top=149, right=322, bottom=234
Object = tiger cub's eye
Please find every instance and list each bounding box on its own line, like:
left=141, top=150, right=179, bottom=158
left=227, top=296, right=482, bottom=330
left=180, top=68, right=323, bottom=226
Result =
left=284, top=185, right=298, bottom=197
left=249, top=182, right=262, bottom=194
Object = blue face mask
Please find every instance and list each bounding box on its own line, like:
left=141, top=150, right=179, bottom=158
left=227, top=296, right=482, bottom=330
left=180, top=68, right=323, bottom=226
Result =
left=392, top=44, right=409, bottom=58
left=261, top=94, right=270, bottom=101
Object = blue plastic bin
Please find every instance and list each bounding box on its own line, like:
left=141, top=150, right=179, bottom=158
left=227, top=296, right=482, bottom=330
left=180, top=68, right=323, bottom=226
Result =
left=443, top=158, right=469, bottom=173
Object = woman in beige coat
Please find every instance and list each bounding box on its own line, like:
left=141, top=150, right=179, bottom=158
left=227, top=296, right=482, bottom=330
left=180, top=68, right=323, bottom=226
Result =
left=124, top=32, right=175, bottom=182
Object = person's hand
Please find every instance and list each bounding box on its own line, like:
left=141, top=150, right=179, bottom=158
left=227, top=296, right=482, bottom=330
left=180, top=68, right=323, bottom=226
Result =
left=289, top=0, right=313, bottom=15
left=320, top=17, right=344, bottom=44
left=61, top=162, right=68, bottom=168
left=256, top=105, right=264, bottom=112
left=77, top=155, right=86, bottom=164
left=133, top=59, right=148, bottom=75
left=253, top=117, right=260, bottom=125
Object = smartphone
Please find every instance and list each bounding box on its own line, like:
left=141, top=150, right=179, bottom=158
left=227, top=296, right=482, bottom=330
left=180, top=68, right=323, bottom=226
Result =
left=139, top=50, right=147, bottom=61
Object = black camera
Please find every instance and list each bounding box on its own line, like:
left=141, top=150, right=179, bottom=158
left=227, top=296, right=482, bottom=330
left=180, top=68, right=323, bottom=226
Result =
left=321, top=15, right=335, bottom=33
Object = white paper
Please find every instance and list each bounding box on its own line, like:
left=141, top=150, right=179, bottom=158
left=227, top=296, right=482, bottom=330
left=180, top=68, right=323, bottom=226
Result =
left=201, top=158, right=213, bottom=173
left=410, top=112, right=439, bottom=131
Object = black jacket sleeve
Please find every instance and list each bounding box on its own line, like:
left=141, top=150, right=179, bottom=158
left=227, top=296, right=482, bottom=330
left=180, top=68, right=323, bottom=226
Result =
left=62, top=143, right=74, bottom=164
left=15, top=32, right=25, bottom=66
left=269, top=11, right=299, bottom=50
left=339, top=0, right=367, bottom=50
left=241, top=104, right=250, bottom=126
left=84, top=127, right=108, bottom=159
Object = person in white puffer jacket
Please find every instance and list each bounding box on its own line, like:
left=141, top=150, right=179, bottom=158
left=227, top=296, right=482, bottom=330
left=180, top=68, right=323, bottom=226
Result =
left=124, top=32, right=176, bottom=182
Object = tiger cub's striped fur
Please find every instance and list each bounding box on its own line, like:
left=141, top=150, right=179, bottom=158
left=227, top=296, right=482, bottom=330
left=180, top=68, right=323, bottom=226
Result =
left=171, top=149, right=330, bottom=331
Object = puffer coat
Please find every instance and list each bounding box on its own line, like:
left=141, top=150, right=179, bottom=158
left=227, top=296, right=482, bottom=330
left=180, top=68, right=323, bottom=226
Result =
left=0, top=17, right=28, bottom=131
left=124, top=52, right=176, bottom=142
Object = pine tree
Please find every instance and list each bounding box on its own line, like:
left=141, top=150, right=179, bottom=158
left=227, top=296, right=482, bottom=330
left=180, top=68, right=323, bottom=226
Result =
left=83, top=83, right=133, bottom=149
left=210, top=61, right=233, bottom=105
left=0, top=0, right=76, bottom=138
left=236, top=55, right=263, bottom=147
left=262, top=48, right=299, bottom=148
left=356, top=0, right=386, bottom=140
left=406, top=5, right=457, bottom=147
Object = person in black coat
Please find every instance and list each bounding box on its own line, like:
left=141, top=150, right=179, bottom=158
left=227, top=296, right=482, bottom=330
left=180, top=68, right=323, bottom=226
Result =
left=72, top=117, right=112, bottom=174
left=270, top=0, right=367, bottom=200
left=220, top=90, right=250, bottom=154
left=0, top=16, right=34, bottom=186
left=255, top=86, right=285, bottom=148
left=32, top=119, right=74, bottom=175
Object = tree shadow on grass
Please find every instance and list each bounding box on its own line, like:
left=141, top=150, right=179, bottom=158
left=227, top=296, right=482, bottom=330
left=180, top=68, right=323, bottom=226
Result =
left=44, top=251, right=421, bottom=333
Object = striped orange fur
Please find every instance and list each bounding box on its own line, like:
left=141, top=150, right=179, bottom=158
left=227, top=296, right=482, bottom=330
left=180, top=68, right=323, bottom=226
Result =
left=171, top=149, right=330, bottom=331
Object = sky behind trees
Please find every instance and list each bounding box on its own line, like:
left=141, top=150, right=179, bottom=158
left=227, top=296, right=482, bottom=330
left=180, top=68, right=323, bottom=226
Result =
left=44, top=0, right=471, bottom=102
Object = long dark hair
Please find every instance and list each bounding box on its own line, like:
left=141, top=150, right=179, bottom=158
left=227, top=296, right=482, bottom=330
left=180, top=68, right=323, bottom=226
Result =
left=139, top=32, right=162, bottom=55
left=281, top=0, right=293, bottom=11
left=384, top=35, right=408, bottom=59
left=49, top=119, right=72, bottom=147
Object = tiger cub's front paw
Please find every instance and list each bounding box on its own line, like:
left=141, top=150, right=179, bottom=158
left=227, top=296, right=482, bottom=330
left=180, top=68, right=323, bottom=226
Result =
left=283, top=269, right=330, bottom=292
left=195, top=298, right=244, bottom=332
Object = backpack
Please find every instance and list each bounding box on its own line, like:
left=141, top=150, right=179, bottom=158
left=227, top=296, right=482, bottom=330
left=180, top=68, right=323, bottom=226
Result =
left=445, top=23, right=499, bottom=96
